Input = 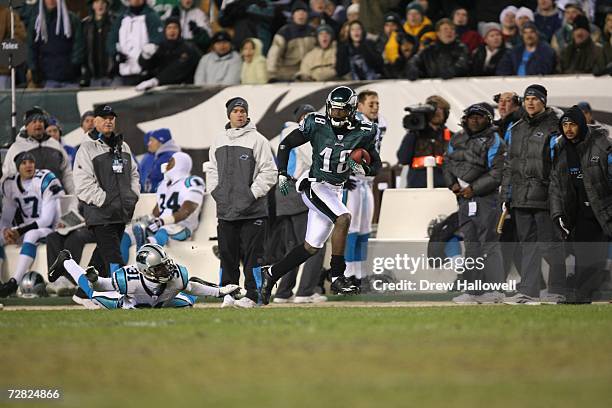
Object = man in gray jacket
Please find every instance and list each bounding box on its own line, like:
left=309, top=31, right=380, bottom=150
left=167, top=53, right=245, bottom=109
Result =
left=204, top=97, right=277, bottom=308
left=500, top=84, right=566, bottom=305
left=73, top=105, right=140, bottom=277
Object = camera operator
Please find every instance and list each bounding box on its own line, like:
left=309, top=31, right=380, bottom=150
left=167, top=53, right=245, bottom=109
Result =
left=73, top=105, right=140, bottom=278
left=396, top=95, right=452, bottom=188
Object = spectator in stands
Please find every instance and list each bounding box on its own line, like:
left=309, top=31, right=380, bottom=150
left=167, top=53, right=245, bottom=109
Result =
left=549, top=106, right=611, bottom=303
left=135, top=16, right=201, bottom=91
left=383, top=32, right=417, bottom=79
left=81, top=0, right=115, bottom=88
left=74, top=104, right=139, bottom=277
left=272, top=104, right=327, bottom=304
left=535, top=0, right=562, bottom=43
left=378, top=12, right=404, bottom=68
left=406, top=19, right=470, bottom=80
left=204, top=97, right=277, bottom=308
left=0, top=5, right=26, bottom=89
left=308, top=0, right=341, bottom=35
left=193, top=30, right=241, bottom=85
left=27, top=0, right=84, bottom=88
left=551, top=1, right=601, bottom=55
left=443, top=103, right=506, bottom=305
left=358, top=0, right=399, bottom=36
left=106, top=0, right=163, bottom=86
left=78, top=110, right=95, bottom=143
left=132, top=152, right=205, bottom=249
left=170, top=0, right=211, bottom=53
left=0, top=152, right=64, bottom=298
left=452, top=7, right=481, bottom=53
left=218, top=0, right=275, bottom=55
left=496, top=21, right=557, bottom=76
left=240, top=38, right=268, bottom=84
left=515, top=7, right=535, bottom=32
left=338, top=3, right=359, bottom=42
left=138, top=128, right=181, bottom=193
left=494, top=91, right=523, bottom=140
left=560, top=15, right=606, bottom=74
left=471, top=23, right=506, bottom=77
left=500, top=84, right=566, bottom=305
left=46, top=117, right=76, bottom=165
left=601, top=13, right=612, bottom=72
left=577, top=101, right=597, bottom=125
left=295, top=23, right=337, bottom=81
left=2, top=107, right=74, bottom=194
left=396, top=95, right=452, bottom=188
left=499, top=5, right=520, bottom=48
left=336, top=20, right=384, bottom=80
left=403, top=1, right=436, bottom=50
left=266, top=2, right=316, bottom=82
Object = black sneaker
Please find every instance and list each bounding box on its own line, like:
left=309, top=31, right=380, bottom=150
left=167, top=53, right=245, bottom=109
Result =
left=259, top=266, right=274, bottom=305
left=331, top=276, right=360, bottom=295
left=0, top=278, right=18, bottom=298
left=349, top=276, right=362, bottom=290
left=48, top=250, right=73, bottom=283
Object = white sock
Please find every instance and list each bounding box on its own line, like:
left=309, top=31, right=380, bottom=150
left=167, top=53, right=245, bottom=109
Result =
left=14, top=254, right=34, bottom=283
left=331, top=276, right=339, bottom=282
left=63, top=259, right=85, bottom=284
left=355, top=262, right=364, bottom=279
left=93, top=277, right=115, bottom=291
left=344, top=262, right=356, bottom=278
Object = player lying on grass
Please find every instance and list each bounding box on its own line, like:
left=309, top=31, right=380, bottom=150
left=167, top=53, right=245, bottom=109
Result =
left=260, top=86, right=382, bottom=303
left=47, top=243, right=243, bottom=309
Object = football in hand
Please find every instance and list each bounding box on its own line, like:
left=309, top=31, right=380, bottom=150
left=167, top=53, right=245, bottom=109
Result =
left=350, top=148, right=371, bottom=165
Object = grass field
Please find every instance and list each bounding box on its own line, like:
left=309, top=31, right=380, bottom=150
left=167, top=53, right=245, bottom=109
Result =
left=1, top=305, right=612, bottom=408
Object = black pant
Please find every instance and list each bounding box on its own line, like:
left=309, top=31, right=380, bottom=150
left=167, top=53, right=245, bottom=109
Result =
left=569, top=214, right=609, bottom=302
left=46, top=227, right=102, bottom=270
left=274, top=213, right=325, bottom=298
left=514, top=208, right=566, bottom=297
left=90, top=223, right=126, bottom=278
left=218, top=218, right=267, bottom=302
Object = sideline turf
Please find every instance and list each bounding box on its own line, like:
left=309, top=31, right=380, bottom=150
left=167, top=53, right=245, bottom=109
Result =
left=1, top=306, right=611, bottom=407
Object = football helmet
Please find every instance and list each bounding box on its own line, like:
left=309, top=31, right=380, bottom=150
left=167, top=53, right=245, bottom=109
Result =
left=19, top=271, right=47, bottom=298
left=136, top=243, right=178, bottom=283
left=326, top=86, right=357, bottom=128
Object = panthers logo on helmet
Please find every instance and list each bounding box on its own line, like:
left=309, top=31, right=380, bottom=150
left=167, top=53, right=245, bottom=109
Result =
left=326, top=86, right=358, bottom=128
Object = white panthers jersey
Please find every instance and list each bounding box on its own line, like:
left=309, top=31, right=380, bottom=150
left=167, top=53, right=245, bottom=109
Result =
left=111, top=264, right=190, bottom=309
left=0, top=169, right=63, bottom=227
left=156, top=175, right=205, bottom=232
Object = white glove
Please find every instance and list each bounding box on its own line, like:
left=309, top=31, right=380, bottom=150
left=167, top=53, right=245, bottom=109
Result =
left=219, top=284, right=245, bottom=298
left=348, top=158, right=366, bottom=176
left=278, top=173, right=291, bottom=196
left=147, top=217, right=164, bottom=233
left=141, top=43, right=159, bottom=60
left=135, top=77, right=159, bottom=92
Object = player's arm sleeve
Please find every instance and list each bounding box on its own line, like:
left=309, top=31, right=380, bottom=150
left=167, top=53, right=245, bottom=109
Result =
left=250, top=137, right=278, bottom=199
left=184, top=278, right=220, bottom=298
left=34, top=175, right=64, bottom=229
left=277, top=128, right=309, bottom=175
left=74, top=146, right=106, bottom=207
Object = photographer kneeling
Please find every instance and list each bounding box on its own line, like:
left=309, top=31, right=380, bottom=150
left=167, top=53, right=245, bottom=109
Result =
left=396, top=95, right=452, bottom=188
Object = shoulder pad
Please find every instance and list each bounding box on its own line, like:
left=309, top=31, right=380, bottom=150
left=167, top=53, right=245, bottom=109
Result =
left=40, top=171, right=58, bottom=194
left=185, top=175, right=205, bottom=188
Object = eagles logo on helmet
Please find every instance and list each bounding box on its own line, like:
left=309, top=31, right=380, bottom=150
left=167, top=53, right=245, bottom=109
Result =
left=326, top=86, right=358, bottom=128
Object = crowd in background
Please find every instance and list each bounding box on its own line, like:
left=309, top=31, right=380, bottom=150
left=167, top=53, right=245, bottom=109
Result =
left=0, top=0, right=611, bottom=91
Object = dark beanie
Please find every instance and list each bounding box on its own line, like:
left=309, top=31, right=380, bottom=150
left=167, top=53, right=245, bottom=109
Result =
left=464, top=102, right=494, bottom=123
left=80, top=110, right=95, bottom=125
left=226, top=97, right=249, bottom=117
left=165, top=16, right=181, bottom=30
left=572, top=15, right=590, bottom=32
left=559, top=105, right=588, bottom=139
left=291, top=1, right=308, bottom=13
left=14, top=151, right=36, bottom=168
left=524, top=84, right=547, bottom=106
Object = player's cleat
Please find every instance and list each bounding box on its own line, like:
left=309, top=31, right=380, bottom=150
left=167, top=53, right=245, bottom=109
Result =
left=348, top=276, right=362, bottom=290
left=330, top=276, right=360, bottom=295
left=259, top=266, right=274, bottom=305
left=85, top=266, right=99, bottom=283
left=48, top=249, right=73, bottom=283
left=132, top=222, right=148, bottom=250
left=0, top=278, right=18, bottom=298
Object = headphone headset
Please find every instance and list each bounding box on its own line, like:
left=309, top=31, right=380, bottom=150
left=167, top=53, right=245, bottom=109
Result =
left=493, top=92, right=522, bottom=107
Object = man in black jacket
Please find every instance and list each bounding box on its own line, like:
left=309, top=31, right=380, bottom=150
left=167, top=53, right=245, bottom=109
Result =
left=443, top=103, right=506, bottom=304
left=500, top=84, right=566, bottom=305
left=81, top=0, right=115, bottom=87
left=407, top=18, right=470, bottom=80
left=73, top=105, right=140, bottom=277
left=135, top=16, right=201, bottom=91
left=550, top=106, right=612, bottom=303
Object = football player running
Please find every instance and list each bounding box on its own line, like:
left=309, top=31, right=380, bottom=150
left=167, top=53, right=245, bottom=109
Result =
left=47, top=244, right=242, bottom=309
left=260, top=86, right=381, bottom=304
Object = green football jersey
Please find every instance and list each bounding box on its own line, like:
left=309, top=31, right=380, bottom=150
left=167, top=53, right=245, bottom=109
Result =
left=300, top=112, right=378, bottom=185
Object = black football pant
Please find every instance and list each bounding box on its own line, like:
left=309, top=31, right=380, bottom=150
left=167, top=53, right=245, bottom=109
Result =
left=218, top=218, right=267, bottom=303
left=90, top=223, right=126, bottom=278
left=46, top=227, right=103, bottom=272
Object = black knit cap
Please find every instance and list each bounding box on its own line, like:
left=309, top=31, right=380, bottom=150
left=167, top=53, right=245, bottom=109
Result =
left=14, top=151, right=36, bottom=168
left=524, top=84, right=547, bottom=106
left=464, top=102, right=494, bottom=122
left=165, top=16, right=181, bottom=30
left=559, top=105, right=588, bottom=139
left=226, top=97, right=249, bottom=117
left=291, top=1, right=308, bottom=13
left=572, top=15, right=590, bottom=32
